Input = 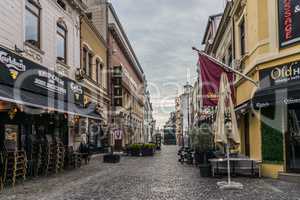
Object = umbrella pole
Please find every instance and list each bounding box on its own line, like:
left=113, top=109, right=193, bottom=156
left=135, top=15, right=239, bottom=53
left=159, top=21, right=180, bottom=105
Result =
left=226, top=142, right=231, bottom=184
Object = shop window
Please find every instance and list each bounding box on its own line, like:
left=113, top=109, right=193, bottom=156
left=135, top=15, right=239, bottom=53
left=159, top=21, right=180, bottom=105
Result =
left=25, top=0, right=41, bottom=48
left=56, top=22, right=67, bottom=63
left=239, top=18, right=246, bottom=56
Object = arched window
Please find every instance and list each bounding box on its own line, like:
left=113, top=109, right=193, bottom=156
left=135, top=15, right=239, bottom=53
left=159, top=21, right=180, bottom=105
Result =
left=82, top=47, right=88, bottom=73
left=56, top=20, right=67, bottom=63
left=25, top=0, right=41, bottom=48
left=96, top=59, right=100, bottom=84
left=95, top=58, right=104, bottom=85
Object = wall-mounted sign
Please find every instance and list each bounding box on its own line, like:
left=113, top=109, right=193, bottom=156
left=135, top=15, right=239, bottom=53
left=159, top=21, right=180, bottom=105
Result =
left=0, top=46, right=84, bottom=106
left=113, top=128, right=123, bottom=140
left=260, top=60, right=300, bottom=88
left=278, top=0, right=300, bottom=48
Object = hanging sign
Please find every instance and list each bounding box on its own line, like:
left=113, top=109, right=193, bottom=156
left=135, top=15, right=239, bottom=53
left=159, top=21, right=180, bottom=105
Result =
left=113, top=128, right=123, bottom=140
left=278, top=0, right=300, bottom=48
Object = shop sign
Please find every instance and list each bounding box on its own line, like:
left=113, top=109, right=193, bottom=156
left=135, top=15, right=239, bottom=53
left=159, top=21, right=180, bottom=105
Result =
left=0, top=46, right=84, bottom=105
left=260, top=60, right=300, bottom=88
left=278, top=0, right=300, bottom=48
left=113, top=128, right=123, bottom=140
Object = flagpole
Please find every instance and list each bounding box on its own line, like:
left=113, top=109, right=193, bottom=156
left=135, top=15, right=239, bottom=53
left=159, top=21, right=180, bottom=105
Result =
left=192, top=47, right=258, bottom=87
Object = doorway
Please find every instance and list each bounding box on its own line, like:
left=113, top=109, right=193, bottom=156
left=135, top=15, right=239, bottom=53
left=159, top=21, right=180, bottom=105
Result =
left=244, top=113, right=250, bottom=157
left=286, top=106, right=300, bottom=173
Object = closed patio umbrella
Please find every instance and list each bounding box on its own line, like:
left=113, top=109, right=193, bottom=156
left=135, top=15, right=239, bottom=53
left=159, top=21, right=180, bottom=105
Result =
left=214, top=73, right=243, bottom=190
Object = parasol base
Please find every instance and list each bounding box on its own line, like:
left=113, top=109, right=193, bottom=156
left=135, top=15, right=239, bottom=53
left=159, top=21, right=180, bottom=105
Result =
left=217, top=181, right=243, bottom=190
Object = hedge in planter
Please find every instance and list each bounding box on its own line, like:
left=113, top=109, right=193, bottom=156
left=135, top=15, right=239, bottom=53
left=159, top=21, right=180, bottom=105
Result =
left=261, top=122, right=284, bottom=163
left=128, top=144, right=142, bottom=156
left=141, top=144, right=156, bottom=156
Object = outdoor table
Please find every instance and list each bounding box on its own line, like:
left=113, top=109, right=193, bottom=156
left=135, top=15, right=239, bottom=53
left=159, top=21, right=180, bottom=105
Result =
left=209, top=158, right=262, bottom=177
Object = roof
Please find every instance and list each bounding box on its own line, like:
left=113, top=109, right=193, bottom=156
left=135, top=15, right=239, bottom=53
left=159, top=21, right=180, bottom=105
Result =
left=201, top=13, right=223, bottom=45
left=108, top=3, right=145, bottom=81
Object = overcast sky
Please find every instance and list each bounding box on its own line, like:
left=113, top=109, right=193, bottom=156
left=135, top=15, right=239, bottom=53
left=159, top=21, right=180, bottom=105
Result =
left=111, top=0, right=225, bottom=128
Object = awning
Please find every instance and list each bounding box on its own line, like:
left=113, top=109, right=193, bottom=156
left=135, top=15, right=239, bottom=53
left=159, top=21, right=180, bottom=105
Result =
left=252, top=83, right=300, bottom=109
left=0, top=84, right=102, bottom=120
left=235, top=101, right=250, bottom=114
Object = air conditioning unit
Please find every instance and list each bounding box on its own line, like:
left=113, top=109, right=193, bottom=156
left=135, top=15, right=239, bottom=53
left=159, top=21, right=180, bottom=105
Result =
left=75, top=68, right=85, bottom=81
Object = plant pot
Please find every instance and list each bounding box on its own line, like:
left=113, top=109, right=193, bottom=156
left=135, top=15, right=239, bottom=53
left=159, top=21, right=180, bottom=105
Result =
left=130, top=150, right=141, bottom=157
left=141, top=148, right=154, bottom=156
left=199, top=164, right=211, bottom=177
left=103, top=154, right=120, bottom=163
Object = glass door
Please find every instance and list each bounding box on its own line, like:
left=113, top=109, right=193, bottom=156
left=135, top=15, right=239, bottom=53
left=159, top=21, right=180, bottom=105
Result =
left=287, top=108, right=300, bottom=173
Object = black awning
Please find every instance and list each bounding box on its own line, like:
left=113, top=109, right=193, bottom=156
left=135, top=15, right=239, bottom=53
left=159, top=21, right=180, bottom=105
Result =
left=252, top=83, right=300, bottom=109
left=235, top=101, right=250, bottom=114
left=0, top=84, right=102, bottom=120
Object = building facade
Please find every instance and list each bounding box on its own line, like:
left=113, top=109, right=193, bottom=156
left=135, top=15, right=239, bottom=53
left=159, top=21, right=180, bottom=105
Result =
left=144, top=89, right=155, bottom=143
left=203, top=0, right=300, bottom=178
left=108, top=4, right=145, bottom=150
left=175, top=84, right=193, bottom=146
left=84, top=1, right=146, bottom=150
left=79, top=14, right=110, bottom=151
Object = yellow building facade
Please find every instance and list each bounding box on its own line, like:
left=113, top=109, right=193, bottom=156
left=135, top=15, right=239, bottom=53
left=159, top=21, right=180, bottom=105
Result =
left=206, top=0, right=300, bottom=178
left=235, top=0, right=300, bottom=178
left=79, top=15, right=110, bottom=149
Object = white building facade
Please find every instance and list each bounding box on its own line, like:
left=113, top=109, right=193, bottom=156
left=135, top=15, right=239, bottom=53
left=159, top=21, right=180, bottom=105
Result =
left=0, top=0, right=85, bottom=77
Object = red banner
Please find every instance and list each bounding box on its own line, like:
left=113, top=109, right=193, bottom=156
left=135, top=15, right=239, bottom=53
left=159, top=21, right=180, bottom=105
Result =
left=199, top=53, right=235, bottom=106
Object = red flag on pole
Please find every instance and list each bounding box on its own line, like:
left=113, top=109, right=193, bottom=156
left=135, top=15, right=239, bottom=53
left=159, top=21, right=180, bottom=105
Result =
left=198, top=53, right=235, bottom=107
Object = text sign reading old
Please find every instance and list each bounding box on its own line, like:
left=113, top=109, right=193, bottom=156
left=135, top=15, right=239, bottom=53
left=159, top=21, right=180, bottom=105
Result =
left=260, top=60, right=300, bottom=88
left=278, top=0, right=300, bottom=48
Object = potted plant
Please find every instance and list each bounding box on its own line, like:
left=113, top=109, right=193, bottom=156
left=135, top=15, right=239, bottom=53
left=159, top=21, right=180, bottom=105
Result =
left=128, top=144, right=142, bottom=156
left=141, top=144, right=156, bottom=156
left=190, top=125, right=214, bottom=177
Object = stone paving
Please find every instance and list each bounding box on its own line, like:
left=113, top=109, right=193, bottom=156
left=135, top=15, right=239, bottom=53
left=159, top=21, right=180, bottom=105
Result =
left=1, top=146, right=300, bottom=200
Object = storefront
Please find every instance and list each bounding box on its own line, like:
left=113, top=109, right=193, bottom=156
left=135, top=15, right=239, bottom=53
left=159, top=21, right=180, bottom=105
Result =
left=253, top=60, right=300, bottom=174
left=0, top=46, right=102, bottom=180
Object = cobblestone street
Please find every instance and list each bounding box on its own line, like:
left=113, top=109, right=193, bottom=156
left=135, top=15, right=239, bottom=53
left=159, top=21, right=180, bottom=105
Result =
left=1, top=146, right=300, bottom=200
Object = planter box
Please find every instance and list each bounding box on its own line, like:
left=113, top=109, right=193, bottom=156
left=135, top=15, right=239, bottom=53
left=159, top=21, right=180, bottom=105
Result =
left=199, top=164, right=211, bottom=177
left=103, top=154, right=120, bottom=163
left=141, top=148, right=154, bottom=156
left=130, top=150, right=141, bottom=157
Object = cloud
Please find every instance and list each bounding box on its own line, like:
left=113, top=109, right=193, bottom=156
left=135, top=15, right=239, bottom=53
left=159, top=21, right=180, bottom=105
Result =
left=111, top=0, right=225, bottom=127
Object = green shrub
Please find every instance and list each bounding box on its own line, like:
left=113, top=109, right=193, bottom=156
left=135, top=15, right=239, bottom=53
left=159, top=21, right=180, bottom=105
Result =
left=142, top=143, right=156, bottom=149
left=261, top=122, right=284, bottom=163
left=128, top=144, right=142, bottom=151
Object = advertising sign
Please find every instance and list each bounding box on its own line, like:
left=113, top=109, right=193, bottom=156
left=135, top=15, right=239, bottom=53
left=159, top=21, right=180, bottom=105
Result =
left=0, top=46, right=84, bottom=105
left=260, top=60, right=300, bottom=88
left=278, top=0, right=300, bottom=48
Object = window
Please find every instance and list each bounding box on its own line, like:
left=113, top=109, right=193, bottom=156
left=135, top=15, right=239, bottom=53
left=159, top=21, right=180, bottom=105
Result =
left=96, top=59, right=103, bottom=84
left=228, top=45, right=232, bottom=67
left=56, top=23, right=67, bottom=63
left=57, top=0, right=66, bottom=10
left=239, top=18, right=246, bottom=56
left=82, top=48, right=87, bottom=73
left=88, top=53, right=93, bottom=78
left=25, top=0, right=40, bottom=48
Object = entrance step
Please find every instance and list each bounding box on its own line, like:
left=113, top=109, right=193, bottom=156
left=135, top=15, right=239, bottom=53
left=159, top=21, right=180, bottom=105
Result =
left=278, top=172, right=300, bottom=183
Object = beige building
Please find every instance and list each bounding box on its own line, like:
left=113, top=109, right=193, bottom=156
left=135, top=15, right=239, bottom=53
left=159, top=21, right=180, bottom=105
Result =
left=78, top=14, right=110, bottom=150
